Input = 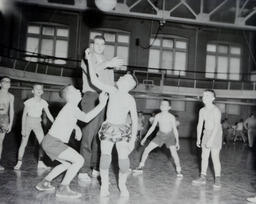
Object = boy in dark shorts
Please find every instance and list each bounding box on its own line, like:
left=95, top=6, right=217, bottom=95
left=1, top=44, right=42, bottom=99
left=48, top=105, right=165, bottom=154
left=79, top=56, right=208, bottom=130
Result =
left=133, top=99, right=183, bottom=178
left=35, top=85, right=108, bottom=199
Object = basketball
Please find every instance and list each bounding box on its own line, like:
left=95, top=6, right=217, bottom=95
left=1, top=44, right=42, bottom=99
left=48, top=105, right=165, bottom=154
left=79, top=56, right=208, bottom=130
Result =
left=95, top=0, right=117, bottom=12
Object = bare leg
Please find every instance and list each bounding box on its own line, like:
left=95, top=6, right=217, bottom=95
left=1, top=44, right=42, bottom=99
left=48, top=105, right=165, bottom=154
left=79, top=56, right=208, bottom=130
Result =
left=201, top=147, right=211, bottom=176
left=169, top=146, right=181, bottom=172
left=139, top=142, right=158, bottom=167
left=116, top=141, right=130, bottom=197
left=100, top=140, right=114, bottom=197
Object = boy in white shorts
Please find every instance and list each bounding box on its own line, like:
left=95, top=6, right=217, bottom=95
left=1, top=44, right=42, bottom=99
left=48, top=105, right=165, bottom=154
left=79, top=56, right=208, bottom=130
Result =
left=133, top=99, right=183, bottom=178
left=35, top=85, right=108, bottom=199
left=84, top=48, right=138, bottom=197
left=14, top=84, right=54, bottom=170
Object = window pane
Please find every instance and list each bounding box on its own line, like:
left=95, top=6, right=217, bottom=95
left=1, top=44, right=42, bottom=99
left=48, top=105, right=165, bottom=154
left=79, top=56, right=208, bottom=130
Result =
left=148, top=49, right=160, bottom=72
left=205, top=55, right=215, bottom=78
left=229, top=57, right=240, bottom=80
left=230, top=47, right=241, bottom=55
left=57, top=28, right=69, bottom=37
left=207, top=44, right=216, bottom=52
left=42, top=27, right=54, bottom=36
left=117, top=46, right=128, bottom=70
left=54, top=40, right=68, bottom=64
left=150, top=38, right=160, bottom=46
left=162, top=39, right=173, bottom=48
left=28, top=26, right=40, bottom=34
left=162, top=50, right=173, bottom=71
left=41, top=39, right=54, bottom=56
left=90, top=32, right=102, bottom=40
left=117, top=35, right=129, bottom=43
left=104, top=33, right=115, bottom=42
left=25, top=37, right=39, bottom=62
left=104, top=45, right=115, bottom=60
left=217, top=56, right=228, bottom=79
left=174, top=51, right=186, bottom=75
left=215, top=103, right=225, bottom=113
left=176, top=41, right=187, bottom=49
left=218, top=45, right=228, bottom=54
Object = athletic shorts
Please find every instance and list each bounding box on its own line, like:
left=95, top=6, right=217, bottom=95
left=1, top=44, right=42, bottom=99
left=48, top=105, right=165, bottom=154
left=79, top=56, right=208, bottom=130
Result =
left=201, top=128, right=223, bottom=149
left=0, top=114, right=9, bottom=134
left=152, top=131, right=176, bottom=147
left=98, top=121, right=132, bottom=143
left=42, top=134, right=69, bottom=161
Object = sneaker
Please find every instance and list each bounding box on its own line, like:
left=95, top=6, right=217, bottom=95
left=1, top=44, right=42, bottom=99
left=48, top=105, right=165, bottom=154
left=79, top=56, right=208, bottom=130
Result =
left=247, top=196, right=256, bottom=203
left=36, top=179, right=55, bottom=191
left=37, top=161, right=50, bottom=170
left=100, top=185, right=110, bottom=197
left=0, top=164, right=4, bottom=171
left=92, top=169, right=100, bottom=178
left=213, top=177, right=221, bottom=188
left=177, top=172, right=183, bottom=179
left=192, top=175, right=206, bottom=185
left=120, top=186, right=129, bottom=197
left=56, top=185, right=81, bottom=199
left=14, top=161, right=22, bottom=170
left=78, top=173, right=91, bottom=182
left=132, top=166, right=143, bottom=175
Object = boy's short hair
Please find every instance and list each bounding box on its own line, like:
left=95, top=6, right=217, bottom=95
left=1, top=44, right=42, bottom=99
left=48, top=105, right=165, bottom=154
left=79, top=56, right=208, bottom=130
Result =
left=33, top=83, right=43, bottom=89
left=60, top=85, right=72, bottom=101
left=204, top=89, right=216, bottom=98
left=93, top=35, right=105, bottom=42
left=0, top=76, right=11, bottom=82
left=162, top=99, right=171, bottom=106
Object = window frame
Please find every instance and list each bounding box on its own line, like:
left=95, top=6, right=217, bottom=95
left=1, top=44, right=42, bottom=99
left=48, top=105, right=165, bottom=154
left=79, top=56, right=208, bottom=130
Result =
left=25, top=23, right=70, bottom=64
left=205, top=42, right=242, bottom=81
left=148, top=34, right=188, bottom=76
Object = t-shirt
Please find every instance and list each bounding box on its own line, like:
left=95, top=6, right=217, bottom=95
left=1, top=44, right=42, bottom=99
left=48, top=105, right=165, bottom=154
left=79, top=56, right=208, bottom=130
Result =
left=48, top=104, right=82, bottom=143
left=24, top=98, right=48, bottom=118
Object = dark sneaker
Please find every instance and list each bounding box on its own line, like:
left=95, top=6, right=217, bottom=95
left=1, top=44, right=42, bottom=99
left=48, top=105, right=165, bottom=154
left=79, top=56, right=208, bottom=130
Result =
left=36, top=179, right=55, bottom=191
left=213, top=177, right=221, bottom=188
left=56, top=185, right=81, bottom=199
left=192, top=175, right=206, bottom=185
left=132, top=167, right=143, bottom=175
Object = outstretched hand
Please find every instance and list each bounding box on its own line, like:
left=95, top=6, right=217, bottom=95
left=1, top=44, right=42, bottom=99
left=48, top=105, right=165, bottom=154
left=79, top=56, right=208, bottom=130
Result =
left=74, top=126, right=82, bottom=141
left=109, top=57, right=124, bottom=68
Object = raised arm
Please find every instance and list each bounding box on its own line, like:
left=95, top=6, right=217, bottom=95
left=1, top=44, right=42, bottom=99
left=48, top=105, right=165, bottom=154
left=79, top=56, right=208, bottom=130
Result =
left=82, top=49, right=116, bottom=94
left=75, top=92, right=108, bottom=123
left=8, top=95, right=14, bottom=133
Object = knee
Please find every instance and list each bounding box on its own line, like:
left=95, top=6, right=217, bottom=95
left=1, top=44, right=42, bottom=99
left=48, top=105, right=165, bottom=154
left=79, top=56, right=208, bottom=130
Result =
left=119, top=159, right=130, bottom=173
left=100, top=154, right=111, bottom=170
left=201, top=153, right=209, bottom=161
left=74, top=154, right=84, bottom=167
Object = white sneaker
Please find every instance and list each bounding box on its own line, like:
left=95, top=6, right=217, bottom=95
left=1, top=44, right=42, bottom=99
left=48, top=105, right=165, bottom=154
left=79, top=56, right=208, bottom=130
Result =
left=247, top=196, right=256, bottom=203
left=37, top=161, right=50, bottom=169
left=78, top=173, right=91, bottom=182
left=92, top=169, right=100, bottom=178
left=14, top=161, right=22, bottom=170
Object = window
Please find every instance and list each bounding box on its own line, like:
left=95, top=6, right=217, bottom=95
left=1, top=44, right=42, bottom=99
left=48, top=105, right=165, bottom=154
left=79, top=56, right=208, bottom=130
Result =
left=148, top=36, right=188, bottom=76
left=89, top=30, right=130, bottom=71
left=205, top=43, right=241, bottom=80
left=25, top=24, right=69, bottom=64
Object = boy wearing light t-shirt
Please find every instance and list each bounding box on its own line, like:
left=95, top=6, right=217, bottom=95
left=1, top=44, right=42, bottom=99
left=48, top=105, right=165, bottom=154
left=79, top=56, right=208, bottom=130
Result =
left=35, top=85, right=108, bottom=199
left=14, top=84, right=54, bottom=170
